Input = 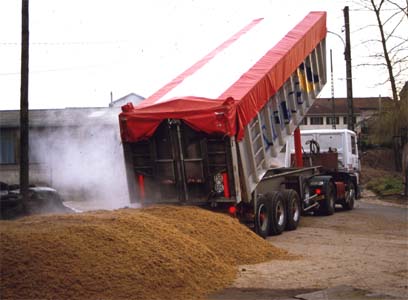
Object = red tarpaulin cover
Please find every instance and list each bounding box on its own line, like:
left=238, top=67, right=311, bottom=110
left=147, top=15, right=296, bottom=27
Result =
left=120, top=12, right=327, bottom=142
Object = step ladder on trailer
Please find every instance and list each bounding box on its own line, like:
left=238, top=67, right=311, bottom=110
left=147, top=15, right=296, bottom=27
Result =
left=239, top=39, right=327, bottom=201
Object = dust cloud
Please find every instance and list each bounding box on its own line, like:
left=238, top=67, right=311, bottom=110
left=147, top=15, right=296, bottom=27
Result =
left=30, top=112, right=131, bottom=211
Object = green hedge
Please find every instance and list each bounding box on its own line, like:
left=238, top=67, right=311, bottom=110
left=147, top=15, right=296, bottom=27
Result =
left=366, top=176, right=404, bottom=196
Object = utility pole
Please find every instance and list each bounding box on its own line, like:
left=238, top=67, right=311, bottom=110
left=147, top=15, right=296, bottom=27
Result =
left=20, top=0, right=29, bottom=211
left=330, top=49, right=336, bottom=129
left=344, top=6, right=355, bottom=131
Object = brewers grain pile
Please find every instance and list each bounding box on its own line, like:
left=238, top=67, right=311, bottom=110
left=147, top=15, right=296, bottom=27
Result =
left=0, top=205, right=291, bottom=300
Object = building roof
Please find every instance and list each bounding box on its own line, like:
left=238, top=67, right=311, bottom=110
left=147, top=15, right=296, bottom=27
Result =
left=307, top=97, right=393, bottom=115
left=109, top=93, right=145, bottom=108
left=0, top=107, right=121, bottom=128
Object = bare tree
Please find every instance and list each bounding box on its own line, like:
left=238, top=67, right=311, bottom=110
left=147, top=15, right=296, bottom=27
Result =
left=370, top=0, right=399, bottom=104
left=353, top=0, right=407, bottom=171
left=353, top=0, right=407, bottom=102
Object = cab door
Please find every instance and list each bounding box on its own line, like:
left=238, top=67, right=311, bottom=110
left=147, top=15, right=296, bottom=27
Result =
left=345, top=132, right=359, bottom=172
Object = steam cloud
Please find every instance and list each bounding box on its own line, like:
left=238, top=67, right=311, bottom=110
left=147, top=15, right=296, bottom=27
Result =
left=30, top=114, right=131, bottom=211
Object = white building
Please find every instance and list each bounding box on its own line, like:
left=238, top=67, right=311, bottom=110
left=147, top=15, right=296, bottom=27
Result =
left=300, top=97, right=393, bottom=133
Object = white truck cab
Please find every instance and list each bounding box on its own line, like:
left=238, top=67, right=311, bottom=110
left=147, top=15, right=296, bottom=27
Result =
left=285, top=129, right=361, bottom=173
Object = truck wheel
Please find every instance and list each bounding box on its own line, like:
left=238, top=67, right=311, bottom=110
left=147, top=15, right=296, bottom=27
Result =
left=269, top=192, right=287, bottom=235
left=319, top=181, right=335, bottom=216
left=254, top=194, right=272, bottom=239
left=342, top=180, right=355, bottom=210
left=282, top=189, right=301, bottom=231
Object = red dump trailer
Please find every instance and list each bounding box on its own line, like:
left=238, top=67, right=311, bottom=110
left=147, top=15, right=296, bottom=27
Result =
left=119, top=12, right=358, bottom=238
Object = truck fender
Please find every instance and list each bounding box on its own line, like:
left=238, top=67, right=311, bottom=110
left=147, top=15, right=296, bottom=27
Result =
left=349, top=174, right=360, bottom=199
left=308, top=175, right=336, bottom=198
left=341, top=173, right=360, bottom=199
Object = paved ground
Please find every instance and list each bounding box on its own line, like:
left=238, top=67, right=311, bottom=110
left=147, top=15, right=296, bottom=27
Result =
left=208, top=194, right=408, bottom=300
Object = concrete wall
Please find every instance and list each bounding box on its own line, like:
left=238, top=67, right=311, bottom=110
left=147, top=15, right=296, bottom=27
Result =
left=0, top=163, right=52, bottom=186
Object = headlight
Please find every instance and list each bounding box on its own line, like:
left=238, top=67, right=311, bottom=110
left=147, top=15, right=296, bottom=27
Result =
left=214, top=173, right=224, bottom=193
left=214, top=173, right=223, bottom=184
left=214, top=183, right=224, bottom=193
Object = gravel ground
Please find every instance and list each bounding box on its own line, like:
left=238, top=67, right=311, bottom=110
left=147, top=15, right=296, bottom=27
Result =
left=210, top=192, right=408, bottom=300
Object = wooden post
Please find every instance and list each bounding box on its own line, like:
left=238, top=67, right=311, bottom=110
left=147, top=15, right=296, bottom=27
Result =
left=20, top=0, right=30, bottom=211
left=344, top=6, right=355, bottom=131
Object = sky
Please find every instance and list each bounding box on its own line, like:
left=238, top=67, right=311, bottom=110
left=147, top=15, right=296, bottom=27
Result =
left=0, top=0, right=404, bottom=110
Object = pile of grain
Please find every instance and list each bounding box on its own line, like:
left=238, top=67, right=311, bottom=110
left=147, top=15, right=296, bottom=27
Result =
left=0, top=205, right=289, bottom=300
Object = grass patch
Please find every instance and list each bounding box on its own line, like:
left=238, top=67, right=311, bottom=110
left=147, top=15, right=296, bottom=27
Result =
left=366, top=176, right=404, bottom=196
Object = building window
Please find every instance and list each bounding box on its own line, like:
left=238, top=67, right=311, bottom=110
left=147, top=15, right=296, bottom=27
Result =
left=28, top=135, right=40, bottom=163
left=351, top=135, right=356, bottom=154
left=310, top=117, right=324, bottom=125
left=326, top=117, right=339, bottom=125
left=0, top=129, right=16, bottom=164
left=300, top=117, right=308, bottom=125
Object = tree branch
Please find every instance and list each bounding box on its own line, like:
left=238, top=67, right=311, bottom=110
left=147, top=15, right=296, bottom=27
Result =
left=385, top=14, right=405, bottom=41
left=383, top=9, right=401, bottom=26
left=386, top=0, right=408, bottom=18
left=389, top=40, right=408, bottom=53
left=356, top=62, right=388, bottom=67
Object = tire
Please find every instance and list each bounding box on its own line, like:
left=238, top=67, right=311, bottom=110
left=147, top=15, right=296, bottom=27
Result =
left=318, top=181, right=335, bottom=216
left=254, top=194, right=272, bottom=239
left=269, top=192, right=287, bottom=235
left=282, top=189, right=301, bottom=231
left=342, top=180, right=355, bottom=210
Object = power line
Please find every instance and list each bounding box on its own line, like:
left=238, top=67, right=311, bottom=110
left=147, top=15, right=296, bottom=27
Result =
left=0, top=40, right=140, bottom=46
left=0, top=60, right=132, bottom=76
left=0, top=66, right=105, bottom=76
left=349, top=8, right=401, bottom=12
